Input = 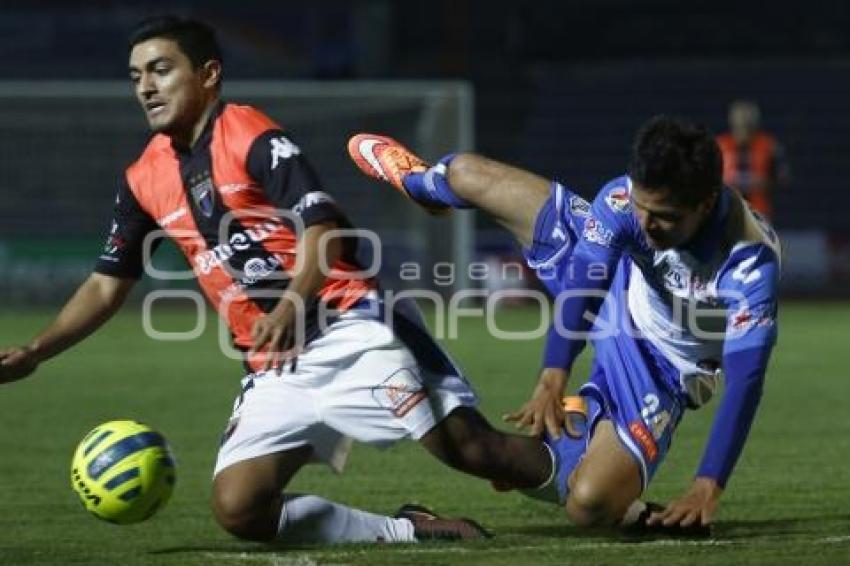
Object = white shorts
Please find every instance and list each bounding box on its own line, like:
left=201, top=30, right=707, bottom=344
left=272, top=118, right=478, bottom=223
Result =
left=213, top=307, right=478, bottom=477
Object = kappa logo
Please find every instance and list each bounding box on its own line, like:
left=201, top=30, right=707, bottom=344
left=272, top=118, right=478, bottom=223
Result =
left=605, top=187, right=630, bottom=213
left=270, top=136, right=301, bottom=170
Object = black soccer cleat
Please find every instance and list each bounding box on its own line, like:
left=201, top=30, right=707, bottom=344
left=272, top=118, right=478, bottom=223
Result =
left=394, top=503, right=492, bottom=541
left=624, top=501, right=714, bottom=538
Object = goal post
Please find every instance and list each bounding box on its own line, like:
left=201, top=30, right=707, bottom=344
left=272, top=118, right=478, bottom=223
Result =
left=0, top=80, right=475, bottom=305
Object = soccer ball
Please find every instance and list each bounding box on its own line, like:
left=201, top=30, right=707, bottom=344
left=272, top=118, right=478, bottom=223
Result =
left=70, top=420, right=176, bottom=524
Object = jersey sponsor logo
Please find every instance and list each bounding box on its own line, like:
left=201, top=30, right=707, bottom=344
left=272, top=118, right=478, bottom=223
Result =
left=158, top=207, right=187, bottom=227
left=194, top=220, right=284, bottom=275
left=628, top=420, right=659, bottom=462
left=218, top=255, right=285, bottom=302
left=582, top=217, right=614, bottom=247
left=270, top=136, right=301, bottom=170
left=568, top=195, right=591, bottom=217
left=189, top=171, right=216, bottom=218
left=604, top=187, right=630, bottom=213
left=729, top=303, right=774, bottom=336
left=292, top=191, right=335, bottom=216
left=241, top=255, right=281, bottom=285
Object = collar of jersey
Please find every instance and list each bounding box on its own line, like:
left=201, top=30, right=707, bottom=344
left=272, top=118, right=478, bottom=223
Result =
left=171, top=100, right=225, bottom=157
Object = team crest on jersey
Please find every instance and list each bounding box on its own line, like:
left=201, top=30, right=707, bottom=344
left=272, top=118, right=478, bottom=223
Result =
left=605, top=187, right=630, bottom=213
left=189, top=171, right=216, bottom=218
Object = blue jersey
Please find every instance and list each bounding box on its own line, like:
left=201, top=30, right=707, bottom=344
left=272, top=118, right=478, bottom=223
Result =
left=579, top=177, right=779, bottom=398
left=535, top=177, right=780, bottom=487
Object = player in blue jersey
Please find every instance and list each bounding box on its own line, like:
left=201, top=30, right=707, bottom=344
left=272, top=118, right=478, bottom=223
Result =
left=349, top=116, right=780, bottom=531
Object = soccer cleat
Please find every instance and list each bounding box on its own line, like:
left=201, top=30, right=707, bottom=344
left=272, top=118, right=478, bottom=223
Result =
left=623, top=501, right=714, bottom=538
left=347, top=133, right=450, bottom=215
left=394, top=503, right=492, bottom=541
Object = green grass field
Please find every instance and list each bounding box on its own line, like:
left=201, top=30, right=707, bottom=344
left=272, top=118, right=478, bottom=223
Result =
left=1, top=302, right=849, bottom=565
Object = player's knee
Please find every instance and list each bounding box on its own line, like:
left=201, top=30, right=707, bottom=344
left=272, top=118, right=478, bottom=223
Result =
left=211, top=486, right=279, bottom=542
left=446, top=153, right=484, bottom=199
left=565, top=477, right=621, bottom=527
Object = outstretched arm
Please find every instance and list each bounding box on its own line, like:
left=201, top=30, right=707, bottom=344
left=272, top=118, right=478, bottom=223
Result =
left=648, top=346, right=771, bottom=527
left=0, top=273, right=135, bottom=383
left=650, top=243, right=780, bottom=527
left=505, top=179, right=635, bottom=437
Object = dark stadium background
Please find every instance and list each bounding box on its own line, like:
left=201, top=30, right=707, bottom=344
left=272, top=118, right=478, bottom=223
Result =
left=2, top=4, right=850, bottom=565
left=0, top=0, right=848, bottom=298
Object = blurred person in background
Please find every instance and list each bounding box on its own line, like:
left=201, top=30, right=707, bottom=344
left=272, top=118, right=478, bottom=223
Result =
left=716, top=100, right=790, bottom=219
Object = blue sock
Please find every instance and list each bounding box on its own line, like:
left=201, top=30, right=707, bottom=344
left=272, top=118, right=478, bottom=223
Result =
left=520, top=413, right=588, bottom=505
left=401, top=153, right=472, bottom=209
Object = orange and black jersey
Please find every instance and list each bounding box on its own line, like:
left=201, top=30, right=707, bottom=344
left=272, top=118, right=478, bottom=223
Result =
left=95, top=102, right=375, bottom=370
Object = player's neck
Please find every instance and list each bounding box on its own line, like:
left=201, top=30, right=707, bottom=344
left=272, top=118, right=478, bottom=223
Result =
left=172, top=98, right=221, bottom=149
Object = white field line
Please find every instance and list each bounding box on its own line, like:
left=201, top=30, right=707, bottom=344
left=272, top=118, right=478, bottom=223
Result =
left=202, top=535, right=850, bottom=563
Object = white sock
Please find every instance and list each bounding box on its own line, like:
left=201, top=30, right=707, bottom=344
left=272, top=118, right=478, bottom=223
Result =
left=620, top=500, right=648, bottom=526
left=276, top=494, right=416, bottom=544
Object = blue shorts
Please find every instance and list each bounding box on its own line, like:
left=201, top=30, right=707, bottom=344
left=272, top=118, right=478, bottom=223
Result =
left=522, top=181, right=589, bottom=297
left=524, top=183, right=685, bottom=493
left=578, top=303, right=686, bottom=492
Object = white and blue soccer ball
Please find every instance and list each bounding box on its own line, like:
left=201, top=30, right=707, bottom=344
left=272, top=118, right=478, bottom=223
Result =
left=70, top=420, right=176, bottom=524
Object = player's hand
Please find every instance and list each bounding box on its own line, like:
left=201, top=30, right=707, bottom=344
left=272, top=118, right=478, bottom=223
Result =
left=0, top=345, right=40, bottom=384
left=247, top=304, right=300, bottom=373
left=503, top=368, right=568, bottom=437
left=647, top=477, right=722, bottom=527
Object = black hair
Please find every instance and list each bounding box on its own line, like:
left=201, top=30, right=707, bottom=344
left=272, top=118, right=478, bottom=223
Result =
left=128, top=16, right=222, bottom=70
left=628, top=115, right=722, bottom=207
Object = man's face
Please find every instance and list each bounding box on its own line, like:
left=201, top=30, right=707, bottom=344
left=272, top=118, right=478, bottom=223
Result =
left=630, top=184, right=715, bottom=250
left=128, top=38, right=211, bottom=136
left=729, top=103, right=759, bottom=143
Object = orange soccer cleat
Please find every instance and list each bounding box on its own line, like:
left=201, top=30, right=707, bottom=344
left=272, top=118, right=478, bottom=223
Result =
left=347, top=133, right=449, bottom=215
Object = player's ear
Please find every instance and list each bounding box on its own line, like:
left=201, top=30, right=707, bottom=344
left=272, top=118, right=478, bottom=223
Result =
left=201, top=60, right=222, bottom=90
